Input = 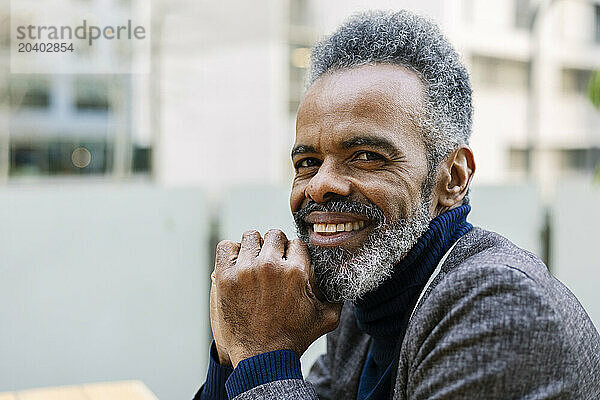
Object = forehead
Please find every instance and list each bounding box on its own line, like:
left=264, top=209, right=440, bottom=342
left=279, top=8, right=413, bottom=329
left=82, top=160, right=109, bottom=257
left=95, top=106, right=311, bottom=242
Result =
left=296, top=63, right=427, bottom=146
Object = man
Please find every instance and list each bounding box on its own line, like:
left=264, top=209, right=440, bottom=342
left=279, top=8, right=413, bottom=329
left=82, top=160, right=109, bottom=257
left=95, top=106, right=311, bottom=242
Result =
left=195, top=10, right=600, bottom=400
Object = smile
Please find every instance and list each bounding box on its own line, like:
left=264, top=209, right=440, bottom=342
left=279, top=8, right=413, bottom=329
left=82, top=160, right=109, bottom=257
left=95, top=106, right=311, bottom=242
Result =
left=313, top=221, right=365, bottom=233
left=305, top=212, right=370, bottom=247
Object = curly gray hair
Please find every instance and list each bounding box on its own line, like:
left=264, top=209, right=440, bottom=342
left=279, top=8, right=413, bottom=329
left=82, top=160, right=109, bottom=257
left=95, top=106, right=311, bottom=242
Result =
left=307, top=10, right=473, bottom=202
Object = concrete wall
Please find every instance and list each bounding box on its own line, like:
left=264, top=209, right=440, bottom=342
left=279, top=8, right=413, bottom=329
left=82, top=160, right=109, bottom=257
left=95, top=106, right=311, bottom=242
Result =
left=2, top=181, right=597, bottom=397
left=468, top=183, right=543, bottom=256
left=552, top=180, right=600, bottom=329
left=0, top=184, right=210, bottom=400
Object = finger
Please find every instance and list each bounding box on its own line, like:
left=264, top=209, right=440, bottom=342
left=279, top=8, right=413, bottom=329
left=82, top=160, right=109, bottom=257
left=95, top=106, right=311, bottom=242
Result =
left=215, top=240, right=240, bottom=277
left=286, top=239, right=327, bottom=301
left=259, top=229, right=287, bottom=260
left=237, top=230, right=262, bottom=261
left=285, top=238, right=311, bottom=272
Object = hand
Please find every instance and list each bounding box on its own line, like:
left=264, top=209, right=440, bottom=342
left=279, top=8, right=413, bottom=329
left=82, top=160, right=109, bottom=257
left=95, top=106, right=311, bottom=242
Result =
left=212, top=229, right=341, bottom=368
left=210, top=268, right=234, bottom=367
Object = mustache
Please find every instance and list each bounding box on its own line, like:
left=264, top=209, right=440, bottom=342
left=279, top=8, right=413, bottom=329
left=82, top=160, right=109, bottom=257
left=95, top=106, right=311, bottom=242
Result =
left=293, top=195, right=386, bottom=230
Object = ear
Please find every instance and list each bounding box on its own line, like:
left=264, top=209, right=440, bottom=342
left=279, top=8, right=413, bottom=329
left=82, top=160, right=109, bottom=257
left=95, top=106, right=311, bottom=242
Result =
left=433, top=146, right=475, bottom=212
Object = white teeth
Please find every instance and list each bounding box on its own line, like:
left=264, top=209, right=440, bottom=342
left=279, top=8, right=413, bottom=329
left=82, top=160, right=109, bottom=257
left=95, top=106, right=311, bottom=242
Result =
left=313, top=221, right=366, bottom=233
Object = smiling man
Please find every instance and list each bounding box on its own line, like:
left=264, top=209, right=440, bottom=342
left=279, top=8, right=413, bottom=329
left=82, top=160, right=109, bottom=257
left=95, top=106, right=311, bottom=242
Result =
left=194, top=10, right=600, bottom=400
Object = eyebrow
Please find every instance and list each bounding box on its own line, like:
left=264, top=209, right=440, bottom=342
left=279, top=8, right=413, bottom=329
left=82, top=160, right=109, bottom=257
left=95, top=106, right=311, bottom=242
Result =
left=291, top=136, right=402, bottom=158
left=341, top=136, right=400, bottom=156
left=291, top=144, right=317, bottom=158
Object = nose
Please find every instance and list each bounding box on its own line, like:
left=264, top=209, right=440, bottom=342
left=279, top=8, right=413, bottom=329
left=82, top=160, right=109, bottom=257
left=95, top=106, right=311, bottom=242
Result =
left=305, top=160, right=352, bottom=203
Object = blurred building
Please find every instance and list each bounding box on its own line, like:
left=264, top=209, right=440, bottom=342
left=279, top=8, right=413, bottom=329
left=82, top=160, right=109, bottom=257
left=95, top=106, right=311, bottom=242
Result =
left=0, top=0, right=152, bottom=182
left=286, top=0, right=600, bottom=199
left=1, top=0, right=599, bottom=200
left=455, top=0, right=600, bottom=199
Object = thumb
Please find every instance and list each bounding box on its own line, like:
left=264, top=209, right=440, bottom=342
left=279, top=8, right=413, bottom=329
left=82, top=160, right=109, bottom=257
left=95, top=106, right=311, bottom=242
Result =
left=320, top=300, right=342, bottom=333
left=286, top=238, right=330, bottom=303
left=307, top=262, right=329, bottom=303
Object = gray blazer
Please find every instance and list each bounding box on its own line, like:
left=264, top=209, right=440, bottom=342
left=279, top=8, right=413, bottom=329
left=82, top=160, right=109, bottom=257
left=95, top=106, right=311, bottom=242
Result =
left=234, top=228, right=600, bottom=399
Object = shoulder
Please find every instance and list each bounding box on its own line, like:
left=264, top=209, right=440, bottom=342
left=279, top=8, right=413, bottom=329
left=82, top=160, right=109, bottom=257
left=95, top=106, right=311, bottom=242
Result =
left=420, top=228, right=561, bottom=330
left=397, top=229, right=600, bottom=398
left=401, top=228, right=600, bottom=395
left=417, top=258, right=556, bottom=339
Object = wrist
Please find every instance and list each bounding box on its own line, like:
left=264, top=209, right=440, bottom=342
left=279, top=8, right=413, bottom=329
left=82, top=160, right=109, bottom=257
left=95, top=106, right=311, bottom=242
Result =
left=225, top=349, right=303, bottom=398
left=229, top=340, right=304, bottom=368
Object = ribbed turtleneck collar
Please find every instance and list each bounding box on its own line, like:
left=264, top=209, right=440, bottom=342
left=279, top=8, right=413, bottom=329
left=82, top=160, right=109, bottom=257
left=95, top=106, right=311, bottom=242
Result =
left=353, top=205, right=473, bottom=341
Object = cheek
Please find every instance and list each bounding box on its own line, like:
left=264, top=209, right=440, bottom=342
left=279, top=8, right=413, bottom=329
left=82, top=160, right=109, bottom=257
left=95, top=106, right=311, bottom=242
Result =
left=365, top=188, right=404, bottom=220
left=355, top=176, right=419, bottom=221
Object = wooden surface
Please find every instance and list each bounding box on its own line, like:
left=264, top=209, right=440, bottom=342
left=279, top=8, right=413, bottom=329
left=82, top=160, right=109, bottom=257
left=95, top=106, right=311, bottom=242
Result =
left=0, top=381, right=158, bottom=400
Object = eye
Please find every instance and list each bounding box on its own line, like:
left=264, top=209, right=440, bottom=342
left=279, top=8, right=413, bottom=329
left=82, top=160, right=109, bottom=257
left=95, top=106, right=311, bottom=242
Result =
left=354, top=151, right=384, bottom=161
left=295, top=158, right=321, bottom=169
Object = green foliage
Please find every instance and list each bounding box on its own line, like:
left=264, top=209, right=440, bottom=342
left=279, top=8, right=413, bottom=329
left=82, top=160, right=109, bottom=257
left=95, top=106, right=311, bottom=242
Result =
left=588, top=70, right=600, bottom=109
left=589, top=71, right=600, bottom=185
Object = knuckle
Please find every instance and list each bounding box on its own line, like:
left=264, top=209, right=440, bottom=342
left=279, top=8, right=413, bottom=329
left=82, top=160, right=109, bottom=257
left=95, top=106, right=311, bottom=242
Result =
left=265, top=228, right=285, bottom=238
left=236, top=260, right=258, bottom=276
left=216, top=239, right=236, bottom=251
left=287, top=260, right=305, bottom=271
left=256, top=255, right=279, bottom=272
left=285, top=264, right=307, bottom=280
left=215, top=240, right=239, bottom=266
left=217, top=273, right=236, bottom=290
left=242, top=230, right=260, bottom=240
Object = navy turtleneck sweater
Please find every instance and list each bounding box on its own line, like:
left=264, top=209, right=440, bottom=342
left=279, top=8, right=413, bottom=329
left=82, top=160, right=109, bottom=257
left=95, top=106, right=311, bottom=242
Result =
left=354, top=204, right=473, bottom=400
left=196, top=205, right=472, bottom=400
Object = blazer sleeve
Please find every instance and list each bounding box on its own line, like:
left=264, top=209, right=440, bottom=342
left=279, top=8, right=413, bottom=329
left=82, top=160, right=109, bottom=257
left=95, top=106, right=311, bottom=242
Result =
left=403, top=263, right=577, bottom=400
left=230, top=379, right=320, bottom=400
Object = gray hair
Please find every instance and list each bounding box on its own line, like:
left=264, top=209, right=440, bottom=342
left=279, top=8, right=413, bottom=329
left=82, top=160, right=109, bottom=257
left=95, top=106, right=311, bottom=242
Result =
left=307, top=10, right=473, bottom=202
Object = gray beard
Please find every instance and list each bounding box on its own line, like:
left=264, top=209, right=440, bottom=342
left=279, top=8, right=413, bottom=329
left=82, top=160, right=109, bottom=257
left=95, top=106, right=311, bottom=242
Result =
left=297, top=200, right=431, bottom=303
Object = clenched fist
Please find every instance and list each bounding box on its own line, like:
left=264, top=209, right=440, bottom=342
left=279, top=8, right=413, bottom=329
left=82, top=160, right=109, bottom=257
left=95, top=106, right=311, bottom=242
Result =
left=210, top=229, right=341, bottom=368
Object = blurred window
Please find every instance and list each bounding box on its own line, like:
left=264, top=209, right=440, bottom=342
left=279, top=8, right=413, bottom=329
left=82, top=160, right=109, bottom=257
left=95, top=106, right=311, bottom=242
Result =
left=560, top=148, right=600, bottom=172
left=132, top=146, right=151, bottom=173
left=515, top=0, right=534, bottom=30
left=509, top=148, right=531, bottom=173
left=10, top=140, right=113, bottom=177
left=75, top=77, right=110, bottom=111
left=10, top=144, right=44, bottom=176
left=561, top=68, right=592, bottom=95
left=9, top=76, right=51, bottom=109
left=471, top=55, right=530, bottom=90
left=6, top=73, right=152, bottom=179
left=289, top=45, right=310, bottom=113
left=595, top=4, right=600, bottom=43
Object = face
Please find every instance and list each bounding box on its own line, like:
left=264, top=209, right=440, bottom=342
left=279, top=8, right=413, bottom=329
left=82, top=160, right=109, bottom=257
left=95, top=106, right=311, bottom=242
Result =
left=290, top=63, right=434, bottom=302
